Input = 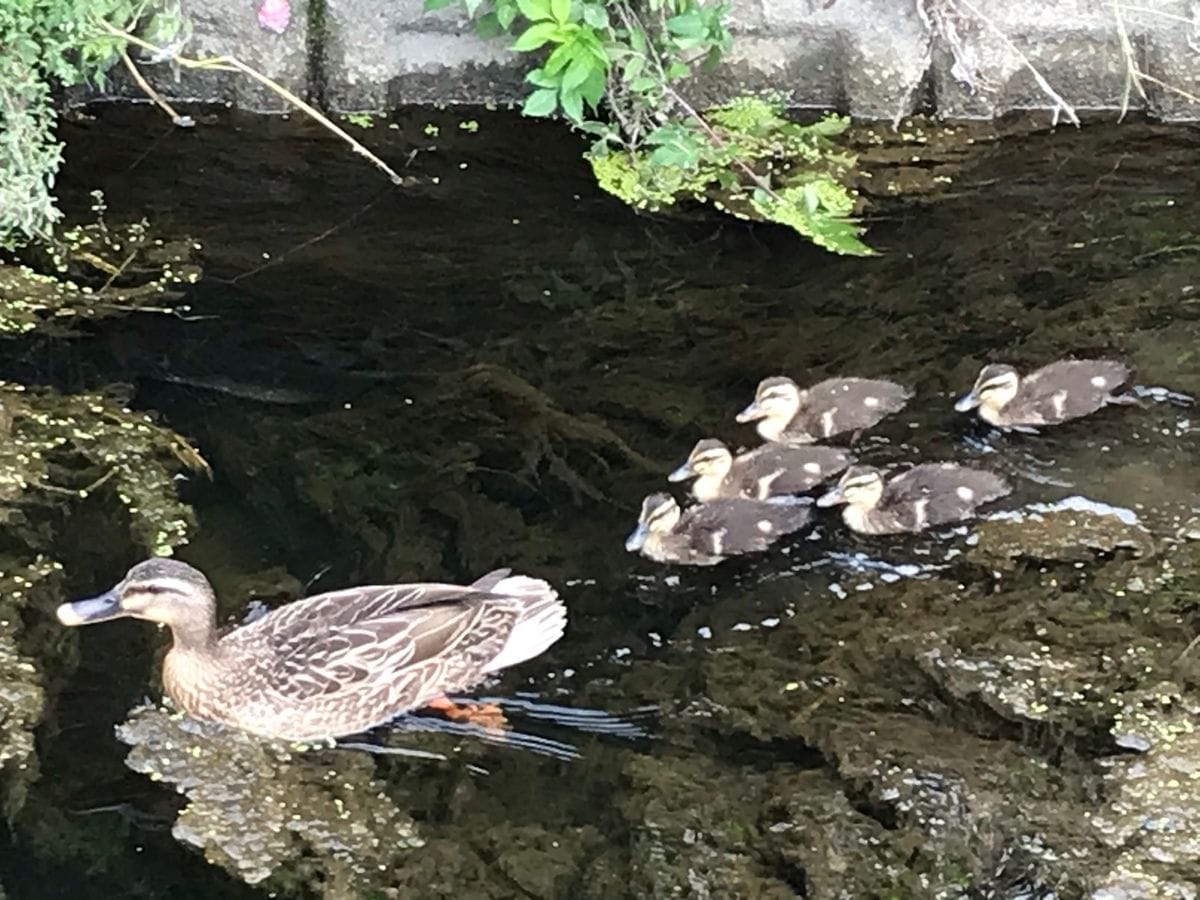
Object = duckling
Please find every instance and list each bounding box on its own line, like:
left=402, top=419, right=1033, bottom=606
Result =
left=668, top=438, right=853, bottom=502
left=954, top=359, right=1133, bottom=428
left=737, top=375, right=911, bottom=444
left=625, top=493, right=812, bottom=565
left=816, top=463, right=1010, bottom=535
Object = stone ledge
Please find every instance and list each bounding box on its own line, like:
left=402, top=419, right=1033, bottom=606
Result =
left=79, top=0, right=1200, bottom=121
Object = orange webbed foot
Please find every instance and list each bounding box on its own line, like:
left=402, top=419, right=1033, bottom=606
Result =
left=424, top=696, right=508, bottom=733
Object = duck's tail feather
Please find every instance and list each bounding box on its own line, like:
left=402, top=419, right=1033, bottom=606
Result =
left=482, top=575, right=567, bottom=674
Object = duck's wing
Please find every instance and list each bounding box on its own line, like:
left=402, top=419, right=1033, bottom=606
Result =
left=887, top=463, right=1010, bottom=516
left=682, top=500, right=811, bottom=554
left=795, top=378, right=912, bottom=437
left=251, top=592, right=520, bottom=706
left=737, top=445, right=854, bottom=496
left=237, top=577, right=563, bottom=716
left=1015, top=360, right=1132, bottom=422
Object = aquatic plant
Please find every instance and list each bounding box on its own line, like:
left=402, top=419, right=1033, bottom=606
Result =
left=0, top=191, right=202, bottom=335
left=424, top=0, right=874, bottom=255
left=0, top=1, right=189, bottom=246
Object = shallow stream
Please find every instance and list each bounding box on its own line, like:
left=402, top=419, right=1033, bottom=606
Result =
left=1, top=108, right=1198, bottom=898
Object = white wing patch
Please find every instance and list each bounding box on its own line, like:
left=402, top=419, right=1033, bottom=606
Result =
left=956, top=485, right=975, bottom=502
left=1051, top=390, right=1068, bottom=418
left=757, top=520, right=774, bottom=533
left=821, top=408, right=837, bottom=437
left=863, top=396, right=880, bottom=408
left=1090, top=375, right=1108, bottom=388
left=803, top=461, right=823, bottom=475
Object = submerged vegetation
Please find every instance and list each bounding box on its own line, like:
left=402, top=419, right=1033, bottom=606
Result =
left=425, top=0, right=873, bottom=254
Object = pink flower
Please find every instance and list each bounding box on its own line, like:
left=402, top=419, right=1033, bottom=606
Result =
left=257, top=0, right=291, bottom=34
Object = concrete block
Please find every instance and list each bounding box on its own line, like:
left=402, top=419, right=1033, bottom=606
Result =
left=96, top=0, right=310, bottom=113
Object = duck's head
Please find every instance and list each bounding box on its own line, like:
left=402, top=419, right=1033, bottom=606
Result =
left=817, top=466, right=885, bottom=511
left=57, top=559, right=217, bottom=642
left=668, top=439, right=734, bottom=483
left=736, top=376, right=801, bottom=425
left=625, top=493, right=682, bottom=551
left=955, top=364, right=1020, bottom=414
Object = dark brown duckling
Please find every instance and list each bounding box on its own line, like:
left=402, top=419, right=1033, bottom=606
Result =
left=736, top=375, right=911, bottom=444
left=625, top=493, right=812, bottom=566
left=668, top=438, right=853, bottom=502
left=816, top=463, right=1010, bottom=535
left=955, top=359, right=1133, bottom=428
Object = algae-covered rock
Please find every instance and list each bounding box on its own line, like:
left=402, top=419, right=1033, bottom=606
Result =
left=0, top=380, right=200, bottom=555
left=1093, top=684, right=1200, bottom=897
left=118, top=704, right=423, bottom=893
left=969, top=497, right=1156, bottom=568
left=0, top=561, right=58, bottom=819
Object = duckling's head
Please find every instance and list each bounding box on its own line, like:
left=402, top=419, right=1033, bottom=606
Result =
left=736, top=377, right=801, bottom=425
left=817, top=466, right=884, bottom=510
left=955, top=364, right=1020, bottom=414
left=57, top=559, right=217, bottom=643
left=625, top=493, right=682, bottom=551
left=668, top=439, right=734, bottom=483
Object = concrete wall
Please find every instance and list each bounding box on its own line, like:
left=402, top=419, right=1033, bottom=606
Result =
left=112, top=0, right=1200, bottom=121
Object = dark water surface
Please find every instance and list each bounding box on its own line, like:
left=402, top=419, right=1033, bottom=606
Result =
left=2, top=108, right=1199, bottom=898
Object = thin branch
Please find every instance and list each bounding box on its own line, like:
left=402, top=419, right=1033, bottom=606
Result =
left=944, top=0, right=1080, bottom=126
left=99, top=21, right=407, bottom=185
left=120, top=49, right=193, bottom=126
left=1112, top=0, right=1148, bottom=121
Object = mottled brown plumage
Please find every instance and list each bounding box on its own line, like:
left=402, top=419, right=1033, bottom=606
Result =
left=737, top=376, right=911, bottom=444
left=57, top=559, right=565, bottom=742
left=955, top=359, right=1133, bottom=427
left=817, top=463, right=1010, bottom=535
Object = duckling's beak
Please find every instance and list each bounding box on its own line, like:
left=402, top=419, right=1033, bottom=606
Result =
left=56, top=587, right=124, bottom=626
left=954, top=390, right=981, bottom=412
left=667, top=461, right=695, bottom=482
left=735, top=401, right=764, bottom=423
left=816, top=486, right=845, bottom=508
left=625, top=523, right=649, bottom=552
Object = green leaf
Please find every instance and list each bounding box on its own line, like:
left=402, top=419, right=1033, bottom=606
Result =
left=543, top=42, right=572, bottom=74
left=512, top=21, right=561, bottom=51
left=561, top=87, right=584, bottom=124
left=629, top=76, right=658, bottom=94
left=550, top=0, right=571, bottom=24
left=475, top=12, right=504, bottom=38
left=559, top=54, right=593, bottom=95
left=581, top=4, right=608, bottom=29
left=522, top=87, right=559, bottom=117
left=465, top=0, right=485, bottom=15
left=516, top=0, right=553, bottom=21
left=423, top=0, right=459, bottom=11
left=579, top=66, right=606, bottom=107
left=525, top=66, right=559, bottom=88
left=666, top=61, right=689, bottom=80
left=497, top=0, right=519, bottom=28
left=666, top=11, right=705, bottom=38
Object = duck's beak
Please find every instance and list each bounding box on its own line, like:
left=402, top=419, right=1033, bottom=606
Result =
left=56, top=586, right=124, bottom=626
left=816, top=486, right=845, bottom=508
left=667, top=461, right=695, bottom=482
left=954, top=390, right=981, bottom=412
left=735, top=400, right=764, bottom=423
left=625, top=523, right=649, bottom=552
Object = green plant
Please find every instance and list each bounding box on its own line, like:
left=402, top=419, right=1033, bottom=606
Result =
left=424, top=0, right=873, bottom=254
left=0, top=0, right=185, bottom=248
